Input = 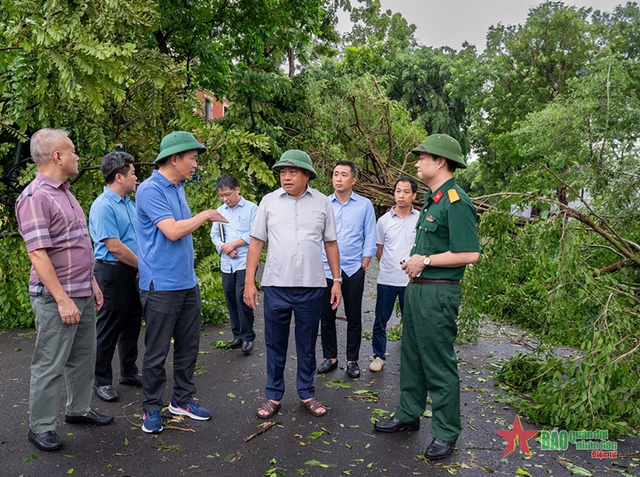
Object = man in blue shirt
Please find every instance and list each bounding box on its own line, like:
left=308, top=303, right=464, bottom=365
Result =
left=210, top=175, right=258, bottom=355
left=136, top=131, right=227, bottom=434
left=318, top=161, right=377, bottom=379
left=89, top=152, right=142, bottom=402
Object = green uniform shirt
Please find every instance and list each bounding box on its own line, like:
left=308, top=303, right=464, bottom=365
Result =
left=412, top=177, right=480, bottom=281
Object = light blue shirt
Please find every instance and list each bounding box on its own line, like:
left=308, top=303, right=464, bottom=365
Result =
left=136, top=170, right=197, bottom=292
left=89, top=187, right=138, bottom=262
left=323, top=191, right=377, bottom=277
left=210, top=197, right=258, bottom=273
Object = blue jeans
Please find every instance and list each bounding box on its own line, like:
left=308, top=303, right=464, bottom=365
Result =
left=372, top=284, right=406, bottom=360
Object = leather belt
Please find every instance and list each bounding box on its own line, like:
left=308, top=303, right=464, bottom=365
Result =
left=95, top=259, right=137, bottom=272
left=410, top=278, right=460, bottom=284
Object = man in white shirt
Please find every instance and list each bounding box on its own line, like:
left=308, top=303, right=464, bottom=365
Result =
left=369, top=177, right=418, bottom=372
left=244, top=150, right=342, bottom=420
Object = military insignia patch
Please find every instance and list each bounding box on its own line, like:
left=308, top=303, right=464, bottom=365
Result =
left=433, top=190, right=443, bottom=203
left=426, top=215, right=435, bottom=222
left=448, top=189, right=460, bottom=203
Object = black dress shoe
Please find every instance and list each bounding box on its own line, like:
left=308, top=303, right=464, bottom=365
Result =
left=424, top=438, right=456, bottom=460
left=227, top=338, right=242, bottom=349
left=119, top=373, right=142, bottom=387
left=346, top=361, right=360, bottom=379
left=65, top=410, right=114, bottom=426
left=94, top=384, right=118, bottom=402
left=241, top=340, right=254, bottom=355
left=28, top=429, right=62, bottom=451
left=317, top=358, right=338, bottom=374
left=374, top=416, right=420, bottom=433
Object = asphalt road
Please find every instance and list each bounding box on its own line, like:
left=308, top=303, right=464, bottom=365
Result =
left=1, top=262, right=638, bottom=477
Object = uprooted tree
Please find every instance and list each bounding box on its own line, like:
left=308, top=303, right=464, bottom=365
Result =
left=1, top=0, right=639, bottom=435
left=263, top=3, right=640, bottom=431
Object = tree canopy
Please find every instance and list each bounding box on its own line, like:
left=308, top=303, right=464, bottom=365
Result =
left=1, top=0, right=639, bottom=434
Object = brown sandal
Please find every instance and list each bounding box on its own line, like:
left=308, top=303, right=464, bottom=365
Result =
left=256, top=399, right=281, bottom=419
left=301, top=397, right=327, bottom=417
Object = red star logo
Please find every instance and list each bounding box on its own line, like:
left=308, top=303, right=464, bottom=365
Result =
left=495, top=415, right=539, bottom=457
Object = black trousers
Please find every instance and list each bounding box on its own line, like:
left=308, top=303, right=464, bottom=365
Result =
left=140, top=284, right=201, bottom=412
left=222, top=269, right=255, bottom=342
left=94, top=261, right=142, bottom=386
left=320, top=267, right=365, bottom=362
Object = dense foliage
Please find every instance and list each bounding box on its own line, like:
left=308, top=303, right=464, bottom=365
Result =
left=1, top=0, right=639, bottom=433
left=458, top=2, right=640, bottom=433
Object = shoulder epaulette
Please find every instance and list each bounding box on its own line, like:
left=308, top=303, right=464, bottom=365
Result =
left=448, top=189, right=460, bottom=203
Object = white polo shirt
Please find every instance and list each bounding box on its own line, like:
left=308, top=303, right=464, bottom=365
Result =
left=376, top=206, right=419, bottom=287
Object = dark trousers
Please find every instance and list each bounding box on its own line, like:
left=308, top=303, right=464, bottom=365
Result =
left=140, top=284, right=201, bottom=412
left=372, top=284, right=406, bottom=360
left=320, top=267, right=365, bottom=362
left=222, top=269, right=255, bottom=342
left=263, top=286, right=324, bottom=401
left=94, top=261, right=142, bottom=386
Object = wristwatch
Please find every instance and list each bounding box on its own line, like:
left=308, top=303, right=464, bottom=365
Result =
left=423, top=255, right=431, bottom=267
left=332, top=277, right=343, bottom=283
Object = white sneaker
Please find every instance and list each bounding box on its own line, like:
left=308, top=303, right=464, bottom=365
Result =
left=369, top=357, right=385, bottom=372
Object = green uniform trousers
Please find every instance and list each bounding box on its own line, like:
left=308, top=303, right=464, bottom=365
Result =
left=393, top=282, right=462, bottom=443
left=29, top=295, right=96, bottom=433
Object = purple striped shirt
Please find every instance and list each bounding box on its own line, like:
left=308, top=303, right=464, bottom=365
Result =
left=15, top=172, right=94, bottom=297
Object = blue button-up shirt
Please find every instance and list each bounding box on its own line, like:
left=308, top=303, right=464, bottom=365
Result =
left=136, top=170, right=197, bottom=292
left=89, top=186, right=138, bottom=262
left=323, top=191, right=377, bottom=277
left=210, top=196, right=258, bottom=273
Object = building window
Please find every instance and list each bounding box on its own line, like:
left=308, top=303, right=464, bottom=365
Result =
left=205, top=98, right=213, bottom=122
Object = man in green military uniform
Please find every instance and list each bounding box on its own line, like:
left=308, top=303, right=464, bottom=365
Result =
left=373, top=134, right=480, bottom=460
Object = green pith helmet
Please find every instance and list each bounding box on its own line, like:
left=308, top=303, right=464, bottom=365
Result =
left=411, top=134, right=467, bottom=169
left=272, top=149, right=318, bottom=180
left=155, top=131, right=206, bottom=163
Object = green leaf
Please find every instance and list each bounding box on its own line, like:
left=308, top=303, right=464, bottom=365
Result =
left=304, top=459, right=336, bottom=468
left=559, top=459, right=592, bottom=476
left=324, top=379, right=351, bottom=389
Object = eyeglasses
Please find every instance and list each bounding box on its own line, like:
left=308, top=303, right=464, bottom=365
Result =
left=218, top=191, right=235, bottom=199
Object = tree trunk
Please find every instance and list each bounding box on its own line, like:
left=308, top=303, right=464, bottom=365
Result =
left=287, top=47, right=295, bottom=78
